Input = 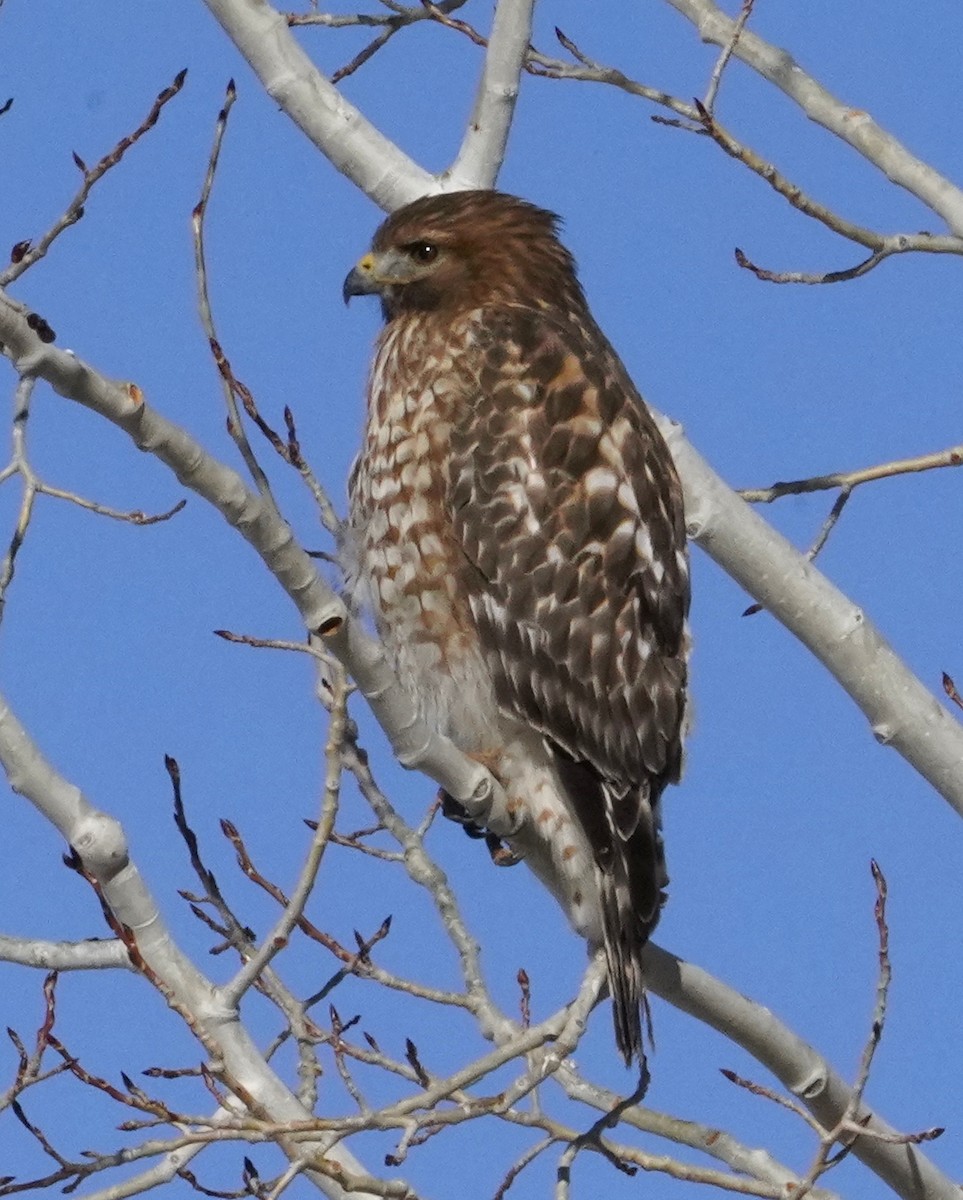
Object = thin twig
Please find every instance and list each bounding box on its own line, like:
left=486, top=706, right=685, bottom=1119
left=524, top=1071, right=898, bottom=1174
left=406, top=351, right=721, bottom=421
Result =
left=735, top=246, right=893, bottom=284
left=424, top=12, right=963, bottom=279
left=192, top=83, right=334, bottom=530
left=192, top=81, right=277, bottom=504
left=281, top=405, right=345, bottom=540
left=43, top=486, right=185, bottom=524
left=219, top=818, right=383, bottom=966
left=740, top=441, right=963, bottom=611
left=329, top=1005, right=371, bottom=1115
left=1, top=71, right=187, bottom=286
left=332, top=27, right=402, bottom=83
left=703, top=0, right=756, bottom=112
left=739, top=443, right=963, bottom=503
left=556, top=1068, right=649, bottom=1192
left=493, top=1137, right=556, bottom=1200
left=742, top=489, right=849, bottom=616
left=194, top=96, right=342, bottom=534
left=285, top=0, right=468, bottom=28
left=0, top=378, right=183, bottom=623
left=664, top=0, right=963, bottom=234
left=213, top=629, right=330, bottom=660
left=693, top=102, right=963, bottom=268
left=0, top=973, right=61, bottom=1113
left=0, top=376, right=38, bottom=614
left=809, top=491, right=851, bottom=559
left=717, top=864, right=940, bottom=1200
left=220, top=667, right=348, bottom=1006
left=721, top=1068, right=823, bottom=1135
left=850, top=863, right=891, bottom=1105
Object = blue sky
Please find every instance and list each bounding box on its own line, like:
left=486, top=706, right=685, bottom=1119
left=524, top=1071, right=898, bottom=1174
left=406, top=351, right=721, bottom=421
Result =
left=2, top=3, right=962, bottom=1198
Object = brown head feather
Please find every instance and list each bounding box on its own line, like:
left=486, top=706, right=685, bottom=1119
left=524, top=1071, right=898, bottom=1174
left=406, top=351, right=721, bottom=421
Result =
left=370, top=190, right=587, bottom=319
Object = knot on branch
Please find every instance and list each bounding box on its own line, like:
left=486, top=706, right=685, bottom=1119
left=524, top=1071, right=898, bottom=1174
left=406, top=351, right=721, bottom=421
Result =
left=70, top=810, right=130, bottom=878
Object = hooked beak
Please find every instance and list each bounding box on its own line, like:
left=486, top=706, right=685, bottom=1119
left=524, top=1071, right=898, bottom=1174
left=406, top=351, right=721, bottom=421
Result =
left=342, top=253, right=380, bottom=304
left=342, top=247, right=422, bottom=305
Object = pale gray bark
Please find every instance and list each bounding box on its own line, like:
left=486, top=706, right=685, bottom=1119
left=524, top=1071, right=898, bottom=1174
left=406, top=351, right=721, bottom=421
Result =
left=644, top=944, right=955, bottom=1200
left=447, top=0, right=535, bottom=187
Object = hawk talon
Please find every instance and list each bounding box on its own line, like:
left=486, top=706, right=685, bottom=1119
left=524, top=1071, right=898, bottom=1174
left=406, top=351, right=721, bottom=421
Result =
left=439, top=789, right=488, bottom=839
left=486, top=833, right=522, bottom=867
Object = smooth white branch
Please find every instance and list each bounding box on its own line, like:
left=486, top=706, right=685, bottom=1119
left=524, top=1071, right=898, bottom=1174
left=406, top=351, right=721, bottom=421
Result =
left=662, top=417, right=963, bottom=818
left=203, top=0, right=532, bottom=208
left=448, top=0, right=534, bottom=187
left=643, top=943, right=955, bottom=1200
left=1, top=295, right=957, bottom=1198
left=9, top=298, right=961, bottom=828
left=0, top=291, right=513, bottom=831
left=201, top=0, right=433, bottom=210
left=193, top=2, right=963, bottom=817
left=0, top=933, right=129, bottom=970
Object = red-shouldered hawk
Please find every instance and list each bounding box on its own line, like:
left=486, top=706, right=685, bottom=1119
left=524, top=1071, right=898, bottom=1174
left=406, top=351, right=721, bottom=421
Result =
left=343, top=191, right=689, bottom=1064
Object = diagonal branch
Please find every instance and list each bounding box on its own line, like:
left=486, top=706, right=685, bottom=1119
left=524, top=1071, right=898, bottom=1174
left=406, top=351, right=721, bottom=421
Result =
left=702, top=0, right=756, bottom=113
left=200, top=0, right=433, bottom=210
left=642, top=943, right=955, bottom=1200
left=659, top=415, right=963, bottom=819
left=693, top=101, right=963, bottom=262
left=0, top=70, right=188, bottom=287
left=219, top=668, right=347, bottom=1007
left=0, top=289, right=507, bottom=832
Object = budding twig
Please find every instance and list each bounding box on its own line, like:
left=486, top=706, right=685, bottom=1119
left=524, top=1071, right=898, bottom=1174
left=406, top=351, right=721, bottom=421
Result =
left=1, top=71, right=187, bottom=286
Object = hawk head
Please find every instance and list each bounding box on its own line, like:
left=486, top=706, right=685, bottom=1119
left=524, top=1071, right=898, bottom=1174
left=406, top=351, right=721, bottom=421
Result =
left=343, top=190, right=585, bottom=320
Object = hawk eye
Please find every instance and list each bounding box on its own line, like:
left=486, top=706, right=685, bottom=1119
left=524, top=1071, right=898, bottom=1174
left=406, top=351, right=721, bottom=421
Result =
left=410, top=242, right=438, bottom=264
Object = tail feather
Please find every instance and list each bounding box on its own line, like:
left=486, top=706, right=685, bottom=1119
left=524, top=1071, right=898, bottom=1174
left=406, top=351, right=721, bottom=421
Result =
left=598, top=795, right=666, bottom=1063
left=553, top=747, right=667, bottom=1064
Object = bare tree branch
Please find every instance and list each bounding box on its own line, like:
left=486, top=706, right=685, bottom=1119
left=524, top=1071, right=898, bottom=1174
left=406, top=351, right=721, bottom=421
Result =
left=0, top=289, right=512, bottom=823
left=642, top=943, right=954, bottom=1200
left=663, top=0, right=963, bottom=234
left=4, top=290, right=963, bottom=839
left=0, top=70, right=187, bottom=287
left=0, top=687, right=387, bottom=1200
left=3, top=10, right=960, bottom=1193
left=740, top=443, right=963, bottom=503
left=702, top=0, right=756, bottom=113
left=447, top=0, right=534, bottom=187
left=0, top=318, right=952, bottom=1195
left=0, top=935, right=129, bottom=971
left=661, top=417, right=963, bottom=819
left=220, top=667, right=347, bottom=1006
left=692, top=102, right=963, bottom=266
left=405, top=7, right=963, bottom=278
left=200, top=0, right=433, bottom=210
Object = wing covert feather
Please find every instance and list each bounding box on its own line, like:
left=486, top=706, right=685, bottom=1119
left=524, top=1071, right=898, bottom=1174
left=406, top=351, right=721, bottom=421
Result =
left=450, top=306, right=689, bottom=794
